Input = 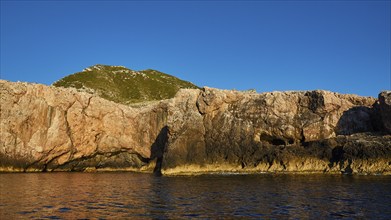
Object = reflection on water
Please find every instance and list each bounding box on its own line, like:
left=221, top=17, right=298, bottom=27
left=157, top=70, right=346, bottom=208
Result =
left=1, top=173, right=391, bottom=219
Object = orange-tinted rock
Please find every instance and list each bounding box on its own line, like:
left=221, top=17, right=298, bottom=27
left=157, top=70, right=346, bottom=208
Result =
left=0, top=80, right=167, bottom=171
left=1, top=80, right=389, bottom=174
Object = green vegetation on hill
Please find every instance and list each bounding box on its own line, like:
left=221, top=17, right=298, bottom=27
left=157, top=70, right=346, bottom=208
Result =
left=53, top=64, right=199, bottom=104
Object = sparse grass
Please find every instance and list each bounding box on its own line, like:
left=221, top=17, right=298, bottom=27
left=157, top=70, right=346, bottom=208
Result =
left=53, top=65, right=200, bottom=104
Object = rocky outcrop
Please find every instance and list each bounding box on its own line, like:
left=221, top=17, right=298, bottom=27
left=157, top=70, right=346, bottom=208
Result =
left=0, top=80, right=167, bottom=172
left=1, top=80, right=390, bottom=174
left=377, top=91, right=391, bottom=133
left=164, top=87, right=390, bottom=174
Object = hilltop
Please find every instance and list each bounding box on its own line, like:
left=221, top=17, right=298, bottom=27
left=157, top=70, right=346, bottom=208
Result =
left=52, top=64, right=199, bottom=104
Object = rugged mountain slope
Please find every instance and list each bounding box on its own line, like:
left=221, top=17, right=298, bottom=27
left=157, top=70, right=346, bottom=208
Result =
left=52, top=65, right=199, bottom=104
left=1, top=80, right=390, bottom=174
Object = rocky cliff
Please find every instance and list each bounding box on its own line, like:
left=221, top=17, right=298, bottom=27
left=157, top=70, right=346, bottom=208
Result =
left=1, top=80, right=390, bottom=174
left=0, top=80, right=168, bottom=172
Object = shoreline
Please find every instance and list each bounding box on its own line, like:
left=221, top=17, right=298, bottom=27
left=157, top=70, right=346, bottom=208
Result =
left=2, top=163, right=390, bottom=176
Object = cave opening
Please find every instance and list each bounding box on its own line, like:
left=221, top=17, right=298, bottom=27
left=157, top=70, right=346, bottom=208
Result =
left=260, top=133, right=290, bottom=146
left=271, top=138, right=286, bottom=146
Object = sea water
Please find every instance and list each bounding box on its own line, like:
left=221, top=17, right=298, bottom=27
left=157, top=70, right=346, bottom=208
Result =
left=1, top=173, right=390, bottom=219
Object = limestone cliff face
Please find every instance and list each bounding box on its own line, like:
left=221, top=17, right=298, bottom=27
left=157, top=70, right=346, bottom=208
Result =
left=0, top=80, right=167, bottom=171
left=1, top=80, right=390, bottom=174
left=377, top=91, right=391, bottom=133
left=165, top=88, right=390, bottom=174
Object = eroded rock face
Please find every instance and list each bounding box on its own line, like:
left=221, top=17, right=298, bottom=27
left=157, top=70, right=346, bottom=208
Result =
left=163, top=87, right=390, bottom=174
left=378, top=91, right=391, bottom=133
left=1, top=80, right=390, bottom=174
left=162, top=133, right=391, bottom=175
left=0, top=80, right=167, bottom=171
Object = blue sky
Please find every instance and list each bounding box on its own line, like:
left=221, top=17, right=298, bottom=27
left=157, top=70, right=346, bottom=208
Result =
left=1, top=1, right=390, bottom=97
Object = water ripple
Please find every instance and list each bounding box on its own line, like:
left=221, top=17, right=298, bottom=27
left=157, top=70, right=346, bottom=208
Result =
left=1, top=173, right=390, bottom=219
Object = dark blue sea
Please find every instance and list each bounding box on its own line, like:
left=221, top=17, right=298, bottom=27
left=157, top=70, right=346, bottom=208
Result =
left=1, top=173, right=391, bottom=219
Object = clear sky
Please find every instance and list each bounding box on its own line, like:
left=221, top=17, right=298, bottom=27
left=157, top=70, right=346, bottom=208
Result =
left=1, top=0, right=390, bottom=97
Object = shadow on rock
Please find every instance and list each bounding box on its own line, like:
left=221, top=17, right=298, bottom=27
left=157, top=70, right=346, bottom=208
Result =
left=150, top=126, right=168, bottom=176
left=336, top=106, right=374, bottom=135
